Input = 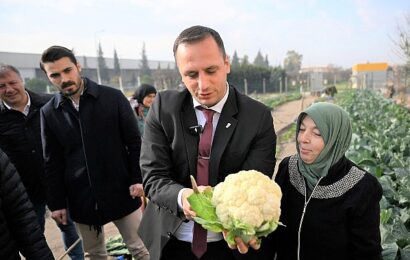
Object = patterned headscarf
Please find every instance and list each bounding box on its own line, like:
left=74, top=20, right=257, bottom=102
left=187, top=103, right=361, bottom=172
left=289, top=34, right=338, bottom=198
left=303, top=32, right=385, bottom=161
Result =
left=296, top=102, right=352, bottom=190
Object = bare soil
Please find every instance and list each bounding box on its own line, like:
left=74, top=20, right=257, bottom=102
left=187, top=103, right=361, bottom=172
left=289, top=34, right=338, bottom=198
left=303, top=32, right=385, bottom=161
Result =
left=44, top=212, right=119, bottom=259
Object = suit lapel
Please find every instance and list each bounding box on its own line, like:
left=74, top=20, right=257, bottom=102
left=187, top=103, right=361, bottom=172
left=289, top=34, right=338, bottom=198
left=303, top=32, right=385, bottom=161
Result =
left=209, top=88, right=238, bottom=186
left=180, top=94, right=199, bottom=180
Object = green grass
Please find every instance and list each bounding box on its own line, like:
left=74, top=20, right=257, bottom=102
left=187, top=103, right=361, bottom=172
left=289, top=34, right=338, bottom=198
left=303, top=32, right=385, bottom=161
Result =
left=252, top=92, right=302, bottom=109
left=276, top=123, right=296, bottom=157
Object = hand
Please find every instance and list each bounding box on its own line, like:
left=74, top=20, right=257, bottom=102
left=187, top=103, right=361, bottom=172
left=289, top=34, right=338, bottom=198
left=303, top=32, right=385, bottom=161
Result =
left=51, top=209, right=67, bottom=225
left=181, top=185, right=210, bottom=220
left=137, top=105, right=145, bottom=118
left=181, top=188, right=195, bottom=220
left=223, top=230, right=260, bottom=254
left=129, top=183, right=144, bottom=199
left=130, top=99, right=144, bottom=118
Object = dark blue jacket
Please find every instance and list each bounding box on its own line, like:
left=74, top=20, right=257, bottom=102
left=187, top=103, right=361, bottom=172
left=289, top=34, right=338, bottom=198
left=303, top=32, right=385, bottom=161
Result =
left=40, top=78, right=142, bottom=225
left=0, top=90, right=51, bottom=206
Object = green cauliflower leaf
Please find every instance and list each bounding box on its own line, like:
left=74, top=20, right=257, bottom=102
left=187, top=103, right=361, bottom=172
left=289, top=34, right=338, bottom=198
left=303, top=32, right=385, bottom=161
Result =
left=188, top=188, right=218, bottom=221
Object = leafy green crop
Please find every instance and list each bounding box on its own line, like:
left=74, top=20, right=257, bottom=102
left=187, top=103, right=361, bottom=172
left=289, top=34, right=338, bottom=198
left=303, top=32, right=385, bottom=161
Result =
left=337, top=90, right=410, bottom=260
left=252, top=92, right=302, bottom=109
left=105, top=235, right=131, bottom=257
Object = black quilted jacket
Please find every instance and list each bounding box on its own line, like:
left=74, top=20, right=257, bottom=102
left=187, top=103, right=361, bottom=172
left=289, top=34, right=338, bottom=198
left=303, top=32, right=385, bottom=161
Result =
left=0, top=149, right=54, bottom=259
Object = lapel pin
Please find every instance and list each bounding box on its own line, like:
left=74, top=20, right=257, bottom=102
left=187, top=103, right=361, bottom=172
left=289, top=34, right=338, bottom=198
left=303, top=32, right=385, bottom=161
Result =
left=226, top=123, right=231, bottom=128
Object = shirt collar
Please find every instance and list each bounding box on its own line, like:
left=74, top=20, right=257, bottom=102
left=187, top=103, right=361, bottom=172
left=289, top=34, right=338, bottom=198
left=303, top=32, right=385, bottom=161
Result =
left=192, top=82, right=229, bottom=113
left=3, top=91, right=31, bottom=116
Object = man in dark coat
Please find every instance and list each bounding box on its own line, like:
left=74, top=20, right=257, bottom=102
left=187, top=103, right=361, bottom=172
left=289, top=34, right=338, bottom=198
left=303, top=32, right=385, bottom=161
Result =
left=0, top=64, right=84, bottom=259
left=138, top=25, right=277, bottom=260
left=39, top=46, right=149, bottom=259
left=0, top=148, right=54, bottom=259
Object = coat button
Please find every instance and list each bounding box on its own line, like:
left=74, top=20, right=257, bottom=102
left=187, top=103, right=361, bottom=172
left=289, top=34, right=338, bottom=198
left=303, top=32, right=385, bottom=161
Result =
left=31, top=149, right=36, bottom=154
left=167, top=232, right=172, bottom=237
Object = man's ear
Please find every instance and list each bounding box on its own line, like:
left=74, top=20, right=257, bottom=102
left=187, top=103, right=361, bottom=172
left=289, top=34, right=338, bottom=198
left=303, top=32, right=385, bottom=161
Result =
left=77, top=63, right=82, bottom=72
left=224, top=56, right=231, bottom=74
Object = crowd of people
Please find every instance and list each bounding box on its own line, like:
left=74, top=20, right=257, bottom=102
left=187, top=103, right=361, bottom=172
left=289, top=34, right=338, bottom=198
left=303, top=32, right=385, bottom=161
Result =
left=0, top=25, right=382, bottom=260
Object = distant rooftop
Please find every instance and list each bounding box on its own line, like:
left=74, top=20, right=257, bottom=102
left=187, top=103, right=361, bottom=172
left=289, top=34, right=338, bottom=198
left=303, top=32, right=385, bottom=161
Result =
left=352, top=62, right=389, bottom=72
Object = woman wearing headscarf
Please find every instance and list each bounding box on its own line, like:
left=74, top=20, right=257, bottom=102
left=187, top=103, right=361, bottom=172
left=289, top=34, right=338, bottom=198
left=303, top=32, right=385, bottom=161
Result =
left=264, top=102, right=382, bottom=260
left=130, top=84, right=157, bottom=135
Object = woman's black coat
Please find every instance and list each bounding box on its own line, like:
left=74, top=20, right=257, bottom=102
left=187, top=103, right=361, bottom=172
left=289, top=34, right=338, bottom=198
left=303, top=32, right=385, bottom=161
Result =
left=263, top=155, right=382, bottom=260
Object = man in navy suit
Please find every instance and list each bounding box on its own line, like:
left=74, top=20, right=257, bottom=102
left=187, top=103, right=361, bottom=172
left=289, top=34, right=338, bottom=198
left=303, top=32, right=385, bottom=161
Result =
left=139, top=25, right=277, bottom=260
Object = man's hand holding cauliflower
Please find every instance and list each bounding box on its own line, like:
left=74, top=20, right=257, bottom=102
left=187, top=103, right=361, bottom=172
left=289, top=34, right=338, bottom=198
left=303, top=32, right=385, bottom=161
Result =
left=183, top=170, right=283, bottom=254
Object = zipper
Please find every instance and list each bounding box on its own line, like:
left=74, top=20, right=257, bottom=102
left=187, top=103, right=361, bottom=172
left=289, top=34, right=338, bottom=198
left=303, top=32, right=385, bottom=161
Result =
left=297, top=177, right=323, bottom=260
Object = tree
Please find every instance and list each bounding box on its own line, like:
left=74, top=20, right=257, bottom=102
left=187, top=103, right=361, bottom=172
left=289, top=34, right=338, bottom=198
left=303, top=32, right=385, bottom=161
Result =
left=25, top=78, right=49, bottom=93
left=81, top=55, right=93, bottom=79
left=283, top=50, right=303, bottom=78
left=231, top=51, right=240, bottom=68
left=113, top=48, right=121, bottom=77
left=97, top=42, right=110, bottom=83
left=264, top=55, right=270, bottom=68
left=139, top=42, right=153, bottom=84
left=83, top=55, right=89, bottom=68
left=253, top=50, right=265, bottom=67
left=241, top=55, right=250, bottom=66
left=394, top=13, right=410, bottom=64
left=393, top=13, right=410, bottom=105
left=140, top=42, right=151, bottom=76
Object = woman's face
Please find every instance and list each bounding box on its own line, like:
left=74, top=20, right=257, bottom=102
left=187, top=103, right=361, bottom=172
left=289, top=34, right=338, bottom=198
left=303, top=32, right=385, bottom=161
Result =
left=297, top=115, right=325, bottom=164
left=142, top=93, right=156, bottom=108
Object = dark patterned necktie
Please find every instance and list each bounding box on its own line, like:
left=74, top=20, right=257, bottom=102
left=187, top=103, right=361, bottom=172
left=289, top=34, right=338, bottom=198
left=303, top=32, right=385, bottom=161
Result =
left=192, top=108, right=214, bottom=259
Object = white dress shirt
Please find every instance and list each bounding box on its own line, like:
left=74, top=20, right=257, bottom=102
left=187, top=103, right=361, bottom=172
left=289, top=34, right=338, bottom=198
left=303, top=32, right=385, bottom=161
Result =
left=3, top=91, right=31, bottom=116
left=174, top=83, right=230, bottom=242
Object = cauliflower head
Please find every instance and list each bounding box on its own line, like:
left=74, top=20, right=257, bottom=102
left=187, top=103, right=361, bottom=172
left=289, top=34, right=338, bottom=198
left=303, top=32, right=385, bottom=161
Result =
left=212, top=170, right=282, bottom=230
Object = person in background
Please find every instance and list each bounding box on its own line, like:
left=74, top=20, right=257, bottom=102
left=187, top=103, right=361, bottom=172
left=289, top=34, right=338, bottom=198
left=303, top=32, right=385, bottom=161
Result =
left=138, top=25, right=277, bottom=260
left=130, top=84, right=157, bottom=135
left=0, top=64, right=84, bottom=259
left=0, top=148, right=54, bottom=259
left=267, top=102, right=382, bottom=260
left=387, top=83, right=395, bottom=99
left=39, top=46, right=149, bottom=260
left=324, top=85, right=337, bottom=100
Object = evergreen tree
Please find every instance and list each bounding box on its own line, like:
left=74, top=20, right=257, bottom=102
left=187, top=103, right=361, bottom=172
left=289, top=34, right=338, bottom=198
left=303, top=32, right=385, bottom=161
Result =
left=140, top=42, right=151, bottom=76
left=131, top=73, right=137, bottom=86
left=113, top=48, right=121, bottom=77
left=253, top=50, right=265, bottom=67
left=83, top=55, right=89, bottom=68
left=231, top=51, right=240, bottom=68
left=81, top=55, right=92, bottom=79
left=264, top=55, right=270, bottom=68
left=25, top=78, right=49, bottom=93
left=97, top=42, right=109, bottom=83
left=241, top=55, right=250, bottom=66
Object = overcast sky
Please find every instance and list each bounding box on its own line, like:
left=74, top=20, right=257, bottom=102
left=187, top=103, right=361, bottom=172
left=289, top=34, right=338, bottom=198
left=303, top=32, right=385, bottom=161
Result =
left=1, top=0, right=409, bottom=68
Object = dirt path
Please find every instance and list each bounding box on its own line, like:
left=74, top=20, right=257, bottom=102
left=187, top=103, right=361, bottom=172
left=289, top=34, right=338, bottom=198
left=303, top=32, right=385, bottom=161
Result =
left=272, top=94, right=317, bottom=175
left=44, top=214, right=119, bottom=259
